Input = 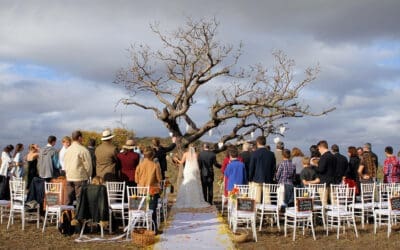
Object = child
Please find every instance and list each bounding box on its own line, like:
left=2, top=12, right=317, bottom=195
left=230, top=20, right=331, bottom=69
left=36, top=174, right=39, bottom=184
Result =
left=224, top=147, right=247, bottom=192
left=300, top=157, right=320, bottom=186
left=275, top=149, right=296, bottom=208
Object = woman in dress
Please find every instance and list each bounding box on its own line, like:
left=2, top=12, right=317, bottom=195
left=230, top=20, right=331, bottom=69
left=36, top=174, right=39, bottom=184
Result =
left=0, top=144, right=14, bottom=200
left=12, top=143, right=24, bottom=178
left=173, top=145, right=210, bottom=209
left=26, top=144, right=40, bottom=189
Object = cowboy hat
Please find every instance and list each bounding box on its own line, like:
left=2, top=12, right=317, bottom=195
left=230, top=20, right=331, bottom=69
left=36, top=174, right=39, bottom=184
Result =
left=101, top=130, right=115, bottom=141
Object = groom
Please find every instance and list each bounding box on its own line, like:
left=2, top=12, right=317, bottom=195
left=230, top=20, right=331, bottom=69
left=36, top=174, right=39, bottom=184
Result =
left=198, top=143, right=221, bottom=205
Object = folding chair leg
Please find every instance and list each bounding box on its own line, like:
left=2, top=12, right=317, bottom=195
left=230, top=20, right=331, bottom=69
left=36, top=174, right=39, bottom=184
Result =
left=109, top=211, right=112, bottom=234
left=42, top=211, right=48, bottom=232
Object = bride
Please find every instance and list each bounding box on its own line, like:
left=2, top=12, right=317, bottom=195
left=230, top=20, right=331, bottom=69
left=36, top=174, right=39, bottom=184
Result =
left=173, top=145, right=210, bottom=208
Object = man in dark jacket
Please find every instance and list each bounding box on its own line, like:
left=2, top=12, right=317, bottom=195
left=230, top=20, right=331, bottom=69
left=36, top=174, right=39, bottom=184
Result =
left=331, top=144, right=348, bottom=184
left=316, top=140, right=337, bottom=205
left=198, top=143, right=221, bottom=205
left=248, top=136, right=276, bottom=203
left=152, top=136, right=177, bottom=180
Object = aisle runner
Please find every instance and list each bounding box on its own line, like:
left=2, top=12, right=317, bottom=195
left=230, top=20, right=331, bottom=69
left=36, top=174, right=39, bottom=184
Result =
left=154, top=211, right=234, bottom=250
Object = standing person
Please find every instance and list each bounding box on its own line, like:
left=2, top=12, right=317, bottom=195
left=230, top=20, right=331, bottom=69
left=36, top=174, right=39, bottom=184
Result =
left=58, top=136, right=71, bottom=176
left=358, top=150, right=377, bottom=183
left=331, top=144, right=348, bottom=184
left=275, top=149, right=296, bottom=208
left=357, top=147, right=364, bottom=159
left=12, top=143, right=24, bottom=178
left=38, top=135, right=58, bottom=181
left=310, top=145, right=321, bottom=158
left=363, top=143, right=378, bottom=176
left=26, top=144, right=39, bottom=189
left=291, top=147, right=304, bottom=187
left=239, top=142, right=252, bottom=180
left=274, top=141, right=285, bottom=168
left=152, top=136, right=177, bottom=180
left=224, top=147, right=247, bottom=192
left=95, top=129, right=119, bottom=181
left=383, top=146, right=400, bottom=183
left=248, top=136, right=276, bottom=203
left=198, top=143, right=221, bottom=205
left=117, top=139, right=140, bottom=187
left=87, top=138, right=97, bottom=178
left=173, top=145, right=210, bottom=209
left=135, top=146, right=162, bottom=233
left=64, top=130, right=92, bottom=206
left=300, top=157, right=320, bottom=187
left=0, top=145, right=14, bottom=200
left=315, top=140, right=337, bottom=205
left=345, top=146, right=361, bottom=194
left=221, top=145, right=243, bottom=197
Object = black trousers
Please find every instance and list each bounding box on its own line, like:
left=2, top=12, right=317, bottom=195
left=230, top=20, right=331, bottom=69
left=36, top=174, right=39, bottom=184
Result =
left=201, top=179, right=213, bottom=205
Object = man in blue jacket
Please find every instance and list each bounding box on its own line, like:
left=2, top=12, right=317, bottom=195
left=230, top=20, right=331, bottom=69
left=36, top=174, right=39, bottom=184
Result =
left=248, top=136, right=276, bottom=203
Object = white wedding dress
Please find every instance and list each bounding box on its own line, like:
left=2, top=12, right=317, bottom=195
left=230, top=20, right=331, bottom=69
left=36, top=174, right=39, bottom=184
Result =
left=175, top=147, right=210, bottom=208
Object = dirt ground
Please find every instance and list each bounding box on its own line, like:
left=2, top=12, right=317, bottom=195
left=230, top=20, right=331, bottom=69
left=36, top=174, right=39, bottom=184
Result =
left=1, top=166, right=398, bottom=249
left=2, top=207, right=400, bottom=250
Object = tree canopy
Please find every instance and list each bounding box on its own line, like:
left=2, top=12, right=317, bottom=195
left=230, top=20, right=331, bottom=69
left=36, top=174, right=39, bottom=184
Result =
left=115, top=18, right=334, bottom=149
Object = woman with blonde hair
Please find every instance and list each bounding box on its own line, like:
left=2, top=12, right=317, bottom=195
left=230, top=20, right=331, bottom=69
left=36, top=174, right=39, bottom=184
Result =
left=135, top=146, right=162, bottom=232
left=291, top=147, right=304, bottom=187
left=26, top=144, right=40, bottom=189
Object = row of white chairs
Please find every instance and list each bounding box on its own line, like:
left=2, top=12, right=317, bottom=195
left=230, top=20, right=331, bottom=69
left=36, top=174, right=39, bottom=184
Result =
left=223, top=182, right=400, bottom=241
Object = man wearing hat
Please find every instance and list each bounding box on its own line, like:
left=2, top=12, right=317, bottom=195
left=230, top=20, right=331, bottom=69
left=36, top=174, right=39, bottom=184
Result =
left=95, top=129, right=120, bottom=181
left=117, top=139, right=140, bottom=187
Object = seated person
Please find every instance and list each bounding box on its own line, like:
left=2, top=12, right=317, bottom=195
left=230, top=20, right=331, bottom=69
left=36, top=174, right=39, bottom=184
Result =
left=224, top=147, right=247, bottom=192
left=300, top=157, right=320, bottom=186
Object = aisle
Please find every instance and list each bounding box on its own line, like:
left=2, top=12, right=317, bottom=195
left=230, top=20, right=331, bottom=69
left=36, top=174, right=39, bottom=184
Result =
left=154, top=208, right=234, bottom=250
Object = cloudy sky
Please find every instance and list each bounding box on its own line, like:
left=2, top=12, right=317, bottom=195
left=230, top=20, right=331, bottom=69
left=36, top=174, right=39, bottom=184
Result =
left=0, top=0, right=399, bottom=162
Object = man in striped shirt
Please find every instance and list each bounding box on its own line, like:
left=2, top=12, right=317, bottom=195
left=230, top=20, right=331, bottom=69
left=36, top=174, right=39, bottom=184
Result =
left=275, top=149, right=296, bottom=208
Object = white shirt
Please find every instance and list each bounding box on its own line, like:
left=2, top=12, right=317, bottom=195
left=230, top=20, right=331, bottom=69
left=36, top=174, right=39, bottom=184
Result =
left=0, top=151, right=12, bottom=176
left=59, top=146, right=68, bottom=171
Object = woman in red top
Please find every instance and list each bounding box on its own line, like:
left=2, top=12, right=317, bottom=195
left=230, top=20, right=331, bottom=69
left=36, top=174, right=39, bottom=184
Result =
left=383, top=146, right=400, bottom=183
left=117, top=139, right=140, bottom=187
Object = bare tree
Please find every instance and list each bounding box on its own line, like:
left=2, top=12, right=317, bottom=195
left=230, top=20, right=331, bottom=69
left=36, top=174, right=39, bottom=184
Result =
left=115, top=18, right=334, bottom=150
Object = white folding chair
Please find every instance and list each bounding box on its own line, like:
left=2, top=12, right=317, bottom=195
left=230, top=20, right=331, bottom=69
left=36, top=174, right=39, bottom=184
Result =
left=42, top=182, right=74, bottom=232
left=308, top=183, right=326, bottom=229
left=106, top=181, right=127, bottom=234
left=284, top=187, right=316, bottom=241
left=157, top=180, right=169, bottom=229
left=221, top=178, right=229, bottom=215
left=257, top=183, right=282, bottom=231
left=326, top=185, right=358, bottom=239
left=125, top=186, right=153, bottom=239
left=0, top=199, right=10, bottom=224
left=7, top=180, right=40, bottom=230
left=353, top=182, right=375, bottom=228
left=231, top=197, right=257, bottom=242
left=374, top=185, right=400, bottom=237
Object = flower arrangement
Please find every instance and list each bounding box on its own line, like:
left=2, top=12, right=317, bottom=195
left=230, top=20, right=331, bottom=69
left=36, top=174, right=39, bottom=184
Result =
left=229, top=187, right=239, bottom=200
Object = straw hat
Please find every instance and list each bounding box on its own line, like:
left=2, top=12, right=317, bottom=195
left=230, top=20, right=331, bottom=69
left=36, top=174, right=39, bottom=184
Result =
left=101, top=130, right=115, bottom=141
left=122, top=139, right=135, bottom=150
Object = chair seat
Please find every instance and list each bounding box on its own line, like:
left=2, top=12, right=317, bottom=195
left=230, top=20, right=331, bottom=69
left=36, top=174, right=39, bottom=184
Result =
left=313, top=205, right=323, bottom=210
left=0, top=200, right=10, bottom=206
left=110, top=203, right=128, bottom=210
left=285, top=210, right=313, bottom=218
left=326, top=210, right=353, bottom=217
left=47, top=205, right=74, bottom=211
left=354, top=202, right=375, bottom=209
left=374, top=209, right=400, bottom=216
left=256, top=204, right=278, bottom=211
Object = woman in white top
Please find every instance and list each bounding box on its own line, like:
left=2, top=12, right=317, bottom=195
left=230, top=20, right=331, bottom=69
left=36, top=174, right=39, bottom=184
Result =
left=12, top=143, right=24, bottom=178
left=0, top=145, right=14, bottom=199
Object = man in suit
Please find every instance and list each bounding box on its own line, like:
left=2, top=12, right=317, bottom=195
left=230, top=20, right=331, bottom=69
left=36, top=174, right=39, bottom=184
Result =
left=248, top=136, right=276, bottom=203
left=331, top=144, right=348, bottom=184
left=152, top=136, right=177, bottom=180
left=198, top=143, right=221, bottom=205
left=316, top=140, right=337, bottom=205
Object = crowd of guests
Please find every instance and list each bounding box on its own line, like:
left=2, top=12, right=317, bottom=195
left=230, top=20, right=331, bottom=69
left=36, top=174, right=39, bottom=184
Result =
left=1, top=131, right=399, bottom=224
left=0, top=129, right=177, bottom=233
left=221, top=136, right=400, bottom=210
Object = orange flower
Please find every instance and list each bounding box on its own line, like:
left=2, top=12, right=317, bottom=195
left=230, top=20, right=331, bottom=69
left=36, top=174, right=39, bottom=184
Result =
left=149, top=186, right=159, bottom=196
